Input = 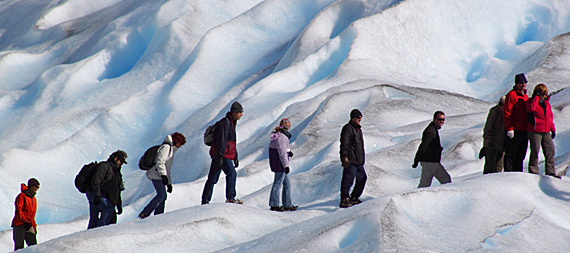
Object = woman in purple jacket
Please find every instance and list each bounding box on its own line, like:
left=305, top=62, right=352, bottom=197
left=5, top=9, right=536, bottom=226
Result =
left=268, top=118, right=297, bottom=211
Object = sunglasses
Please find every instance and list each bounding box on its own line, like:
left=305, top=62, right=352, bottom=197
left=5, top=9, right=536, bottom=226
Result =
left=436, top=118, right=445, bottom=121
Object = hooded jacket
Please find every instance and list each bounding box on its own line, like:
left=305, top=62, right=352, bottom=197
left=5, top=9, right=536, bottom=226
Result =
left=340, top=120, right=365, bottom=166
left=146, top=135, right=177, bottom=184
left=526, top=95, right=556, bottom=133
left=269, top=128, right=291, bottom=172
left=483, top=103, right=506, bottom=151
left=504, top=88, right=528, bottom=131
left=209, top=112, right=238, bottom=160
left=91, top=158, right=123, bottom=206
left=414, top=122, right=443, bottom=163
left=11, top=184, right=37, bottom=230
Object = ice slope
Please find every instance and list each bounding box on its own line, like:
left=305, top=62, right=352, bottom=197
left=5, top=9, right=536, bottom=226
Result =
left=1, top=0, right=570, bottom=252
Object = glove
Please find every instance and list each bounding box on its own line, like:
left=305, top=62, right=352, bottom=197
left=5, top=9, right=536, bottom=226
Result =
left=551, top=131, right=556, bottom=139
left=412, top=161, right=418, bottom=168
left=216, top=158, right=224, bottom=169
left=288, top=151, right=294, bottom=157
left=285, top=167, right=290, bottom=174
left=161, top=175, right=168, bottom=185
left=341, top=157, right=349, bottom=168
left=507, top=130, right=514, bottom=139
left=24, top=222, right=32, bottom=230
left=167, top=184, right=173, bottom=193
left=94, top=195, right=101, bottom=205
left=117, top=206, right=123, bottom=215
left=478, top=147, right=485, bottom=159
left=234, top=157, right=239, bottom=168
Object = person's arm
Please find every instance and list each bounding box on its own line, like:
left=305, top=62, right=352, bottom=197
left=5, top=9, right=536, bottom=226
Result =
left=155, top=144, right=171, bottom=177
left=339, top=125, right=352, bottom=160
left=483, top=108, right=496, bottom=146
left=215, top=119, right=228, bottom=159
left=91, top=164, right=109, bottom=197
left=503, top=93, right=516, bottom=131
left=414, top=127, right=435, bottom=163
left=276, top=134, right=290, bottom=169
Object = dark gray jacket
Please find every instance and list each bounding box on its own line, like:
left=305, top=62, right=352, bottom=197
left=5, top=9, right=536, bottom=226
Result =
left=414, top=122, right=443, bottom=163
left=340, top=121, right=365, bottom=166
left=483, top=104, right=505, bottom=151
left=91, top=159, right=123, bottom=206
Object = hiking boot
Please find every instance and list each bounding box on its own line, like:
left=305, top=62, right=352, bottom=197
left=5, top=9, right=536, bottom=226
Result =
left=283, top=205, right=298, bottom=211
left=350, top=197, right=363, bottom=205
left=339, top=198, right=353, bottom=208
left=270, top=206, right=284, bottom=212
left=201, top=201, right=209, bottom=205
left=138, top=212, right=149, bottom=219
left=226, top=198, right=243, bottom=204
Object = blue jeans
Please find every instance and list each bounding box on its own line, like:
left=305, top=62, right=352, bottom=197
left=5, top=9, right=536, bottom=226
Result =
left=269, top=172, right=292, bottom=208
left=201, top=158, right=237, bottom=203
left=141, top=179, right=167, bottom=216
left=86, top=191, right=115, bottom=229
left=340, top=164, right=367, bottom=199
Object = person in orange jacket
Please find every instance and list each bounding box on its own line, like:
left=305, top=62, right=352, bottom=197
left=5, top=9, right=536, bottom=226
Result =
left=11, top=178, right=40, bottom=251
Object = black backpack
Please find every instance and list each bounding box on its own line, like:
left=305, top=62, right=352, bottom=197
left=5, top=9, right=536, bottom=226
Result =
left=75, top=162, right=99, bottom=193
left=139, top=145, right=161, bottom=170
left=204, top=124, right=216, bottom=146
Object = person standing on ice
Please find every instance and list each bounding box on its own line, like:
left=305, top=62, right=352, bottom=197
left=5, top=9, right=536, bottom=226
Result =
left=268, top=118, right=298, bottom=212
left=503, top=73, right=529, bottom=172
left=139, top=132, right=186, bottom=219
left=88, top=150, right=127, bottom=228
left=526, top=84, right=558, bottom=178
left=339, top=109, right=367, bottom=208
left=480, top=96, right=506, bottom=174
left=413, top=111, right=451, bottom=188
left=201, top=102, right=244, bottom=205
left=11, top=178, right=40, bottom=251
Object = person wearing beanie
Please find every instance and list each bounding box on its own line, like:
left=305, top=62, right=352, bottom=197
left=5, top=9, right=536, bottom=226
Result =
left=268, top=118, right=298, bottom=211
left=11, top=178, right=40, bottom=250
left=339, top=109, right=367, bottom=208
left=503, top=73, right=529, bottom=172
left=413, top=111, right=451, bottom=188
left=87, top=150, right=127, bottom=229
left=202, top=101, right=244, bottom=205
left=480, top=96, right=506, bottom=174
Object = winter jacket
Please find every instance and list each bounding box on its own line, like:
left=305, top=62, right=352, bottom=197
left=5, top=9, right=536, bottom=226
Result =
left=504, top=88, right=528, bottom=131
left=146, top=135, right=177, bottom=184
left=339, top=121, right=365, bottom=166
left=414, top=122, right=443, bottom=163
left=91, top=159, right=123, bottom=206
left=11, top=184, right=37, bottom=230
left=483, top=103, right=506, bottom=151
left=269, top=128, right=291, bottom=172
left=526, top=95, right=556, bottom=133
left=209, top=112, right=238, bottom=160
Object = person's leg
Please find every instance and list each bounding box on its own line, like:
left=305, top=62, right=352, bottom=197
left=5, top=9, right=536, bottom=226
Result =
left=222, top=158, right=237, bottom=200
left=13, top=225, right=25, bottom=251
left=282, top=174, right=293, bottom=208
left=542, top=133, right=556, bottom=176
left=483, top=148, right=499, bottom=174
left=514, top=130, right=528, bottom=172
left=201, top=158, right=223, bottom=204
left=418, top=162, right=436, bottom=188
left=496, top=151, right=505, bottom=172
left=269, top=172, right=285, bottom=207
left=503, top=136, right=518, bottom=172
left=527, top=132, right=541, bottom=174
left=97, top=196, right=115, bottom=227
left=86, top=191, right=99, bottom=229
left=434, top=163, right=452, bottom=184
left=350, top=165, right=367, bottom=199
left=142, top=179, right=167, bottom=216
left=340, top=164, right=357, bottom=199
left=24, top=230, right=37, bottom=247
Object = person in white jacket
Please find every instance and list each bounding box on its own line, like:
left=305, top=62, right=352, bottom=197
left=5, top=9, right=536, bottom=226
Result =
left=139, top=132, right=186, bottom=219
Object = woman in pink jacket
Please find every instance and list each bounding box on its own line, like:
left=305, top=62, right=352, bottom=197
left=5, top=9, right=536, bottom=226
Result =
left=526, top=84, right=557, bottom=177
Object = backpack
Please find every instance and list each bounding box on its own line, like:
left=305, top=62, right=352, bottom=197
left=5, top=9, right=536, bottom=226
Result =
left=139, top=145, right=161, bottom=170
left=204, top=124, right=216, bottom=146
left=75, top=162, right=99, bottom=193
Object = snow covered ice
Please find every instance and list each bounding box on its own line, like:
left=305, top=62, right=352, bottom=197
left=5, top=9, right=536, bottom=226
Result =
left=1, top=0, right=570, bottom=251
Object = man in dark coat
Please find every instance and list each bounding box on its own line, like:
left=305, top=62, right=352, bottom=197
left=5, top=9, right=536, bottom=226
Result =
left=413, top=111, right=451, bottom=188
left=201, top=101, right=243, bottom=205
left=481, top=96, right=506, bottom=174
left=339, top=109, right=367, bottom=208
left=88, top=150, right=127, bottom=229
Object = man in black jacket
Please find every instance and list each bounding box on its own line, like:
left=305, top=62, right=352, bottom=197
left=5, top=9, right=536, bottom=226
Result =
left=339, top=109, right=367, bottom=208
left=413, top=111, right=451, bottom=188
left=88, top=150, right=127, bottom=228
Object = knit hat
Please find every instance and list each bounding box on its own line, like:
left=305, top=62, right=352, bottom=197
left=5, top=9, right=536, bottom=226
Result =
left=499, top=95, right=506, bottom=104
left=350, top=109, right=362, bottom=119
left=514, top=73, right=527, bottom=84
left=112, top=150, right=128, bottom=164
left=27, top=178, right=40, bottom=188
left=280, top=118, right=290, bottom=130
left=230, top=102, right=243, bottom=113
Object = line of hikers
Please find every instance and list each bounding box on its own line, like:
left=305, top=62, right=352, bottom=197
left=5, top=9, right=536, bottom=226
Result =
left=10, top=73, right=560, bottom=250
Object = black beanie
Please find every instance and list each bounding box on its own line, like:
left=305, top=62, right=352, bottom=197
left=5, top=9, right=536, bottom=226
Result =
left=350, top=109, right=362, bottom=119
left=230, top=102, right=243, bottom=113
left=27, top=178, right=40, bottom=187
left=514, top=73, right=527, bottom=84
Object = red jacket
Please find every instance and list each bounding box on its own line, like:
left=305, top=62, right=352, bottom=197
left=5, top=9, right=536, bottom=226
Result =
left=11, top=184, right=37, bottom=229
left=504, top=89, right=528, bottom=131
left=526, top=95, right=555, bottom=133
